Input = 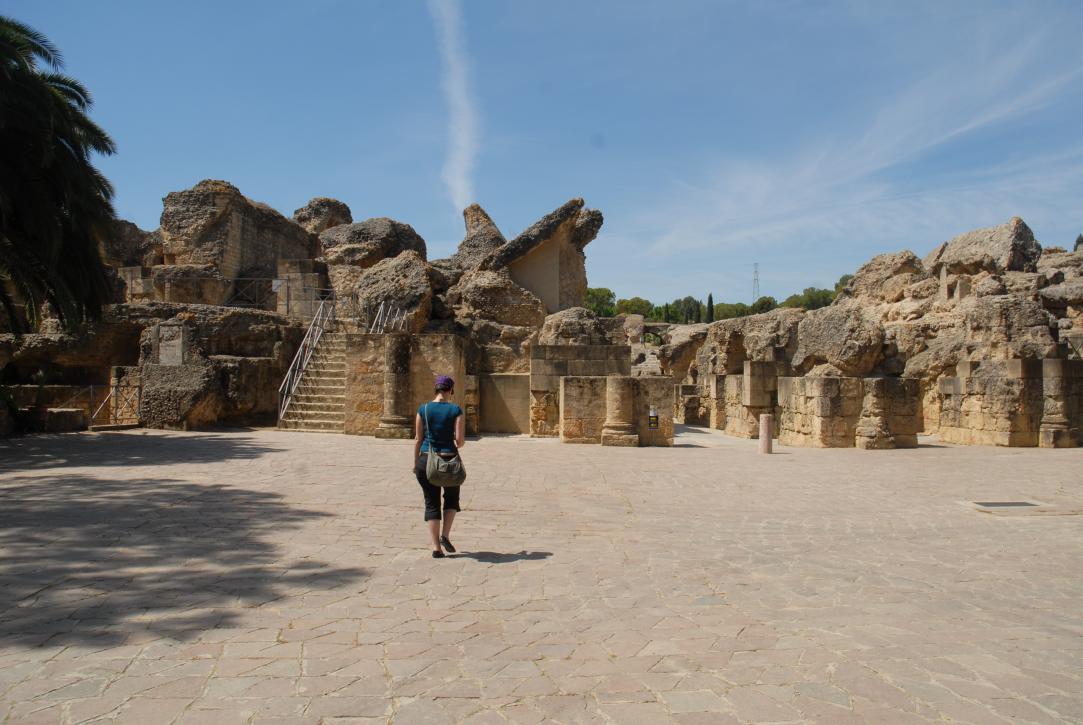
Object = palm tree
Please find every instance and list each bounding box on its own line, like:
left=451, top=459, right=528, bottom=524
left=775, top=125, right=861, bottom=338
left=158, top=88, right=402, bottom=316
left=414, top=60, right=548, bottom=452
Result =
left=0, top=15, right=115, bottom=332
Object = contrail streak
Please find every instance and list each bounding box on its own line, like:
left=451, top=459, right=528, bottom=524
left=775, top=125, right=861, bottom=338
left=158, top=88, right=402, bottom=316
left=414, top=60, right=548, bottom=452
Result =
left=428, top=0, right=478, bottom=212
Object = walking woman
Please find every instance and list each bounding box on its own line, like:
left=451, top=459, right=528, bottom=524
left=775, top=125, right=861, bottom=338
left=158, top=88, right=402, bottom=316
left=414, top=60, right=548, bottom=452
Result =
left=414, top=375, right=465, bottom=558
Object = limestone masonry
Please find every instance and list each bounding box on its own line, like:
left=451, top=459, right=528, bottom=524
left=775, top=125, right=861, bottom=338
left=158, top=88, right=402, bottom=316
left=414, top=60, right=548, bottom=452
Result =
left=1, top=180, right=1081, bottom=447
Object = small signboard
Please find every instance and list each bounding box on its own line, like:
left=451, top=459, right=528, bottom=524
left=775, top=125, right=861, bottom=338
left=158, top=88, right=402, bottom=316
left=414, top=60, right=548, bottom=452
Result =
left=648, top=406, right=659, bottom=430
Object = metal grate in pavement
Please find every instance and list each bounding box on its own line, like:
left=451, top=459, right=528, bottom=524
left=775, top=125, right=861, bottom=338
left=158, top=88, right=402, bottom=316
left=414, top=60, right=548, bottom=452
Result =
left=973, top=501, right=1037, bottom=507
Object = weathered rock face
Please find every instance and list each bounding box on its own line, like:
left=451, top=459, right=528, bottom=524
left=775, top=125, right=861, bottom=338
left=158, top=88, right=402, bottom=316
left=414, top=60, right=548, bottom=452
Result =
left=476, top=198, right=603, bottom=312
left=448, top=269, right=547, bottom=328
left=1039, top=249, right=1083, bottom=282
left=101, top=220, right=163, bottom=268
left=150, top=265, right=232, bottom=305
left=792, top=301, right=885, bottom=377
left=658, top=323, right=710, bottom=382
left=536, top=307, right=610, bottom=346
left=292, top=197, right=353, bottom=234
left=160, top=180, right=318, bottom=278
left=354, top=251, right=433, bottom=334
left=139, top=363, right=223, bottom=430
left=960, top=295, right=1058, bottom=361
left=449, top=204, right=506, bottom=271
left=443, top=269, right=547, bottom=373
left=695, top=308, right=805, bottom=378
left=925, top=217, right=1041, bottom=275
left=841, top=251, right=925, bottom=303
left=319, top=217, right=426, bottom=269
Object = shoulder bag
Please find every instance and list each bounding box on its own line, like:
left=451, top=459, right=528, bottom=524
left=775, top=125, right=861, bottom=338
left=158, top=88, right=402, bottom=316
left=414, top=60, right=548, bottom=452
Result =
left=423, top=403, right=466, bottom=487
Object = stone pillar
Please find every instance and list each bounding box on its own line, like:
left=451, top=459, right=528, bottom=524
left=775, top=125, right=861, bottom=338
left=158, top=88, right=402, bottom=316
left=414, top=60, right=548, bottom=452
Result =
left=1039, top=359, right=1076, bottom=448
left=375, top=333, right=413, bottom=439
left=601, top=375, right=639, bottom=447
left=758, top=414, right=773, bottom=454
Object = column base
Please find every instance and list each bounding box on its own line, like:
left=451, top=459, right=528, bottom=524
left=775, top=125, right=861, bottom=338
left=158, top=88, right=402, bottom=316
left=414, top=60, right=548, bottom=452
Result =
left=601, top=430, right=640, bottom=447
left=1039, top=424, right=1077, bottom=448
left=376, top=417, right=413, bottom=439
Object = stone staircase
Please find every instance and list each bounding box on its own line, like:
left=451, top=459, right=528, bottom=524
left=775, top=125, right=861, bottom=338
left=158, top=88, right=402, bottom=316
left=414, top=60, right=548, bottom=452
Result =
left=278, top=331, right=347, bottom=432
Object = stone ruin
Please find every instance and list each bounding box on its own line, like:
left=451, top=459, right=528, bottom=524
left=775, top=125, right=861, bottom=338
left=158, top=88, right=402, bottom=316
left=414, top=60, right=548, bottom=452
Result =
left=1, top=179, right=1081, bottom=449
left=669, top=217, right=1083, bottom=448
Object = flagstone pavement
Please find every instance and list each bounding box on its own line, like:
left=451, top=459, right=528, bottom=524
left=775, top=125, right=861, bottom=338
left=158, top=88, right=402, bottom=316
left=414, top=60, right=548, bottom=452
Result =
left=0, top=427, right=1081, bottom=724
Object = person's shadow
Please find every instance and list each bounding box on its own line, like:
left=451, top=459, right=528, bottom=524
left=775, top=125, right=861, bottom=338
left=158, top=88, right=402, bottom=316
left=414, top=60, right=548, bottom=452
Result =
left=452, top=551, right=552, bottom=564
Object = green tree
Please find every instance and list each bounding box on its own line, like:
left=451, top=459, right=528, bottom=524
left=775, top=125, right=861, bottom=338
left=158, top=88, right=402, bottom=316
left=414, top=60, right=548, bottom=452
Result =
left=834, top=274, right=853, bottom=296
left=0, top=16, right=116, bottom=331
left=663, top=303, right=671, bottom=322
left=706, top=292, right=714, bottom=322
left=584, top=287, right=616, bottom=317
left=1074, top=234, right=1082, bottom=252
left=615, top=296, right=654, bottom=316
left=750, top=295, right=777, bottom=314
left=781, top=287, right=834, bottom=310
left=714, top=302, right=751, bottom=319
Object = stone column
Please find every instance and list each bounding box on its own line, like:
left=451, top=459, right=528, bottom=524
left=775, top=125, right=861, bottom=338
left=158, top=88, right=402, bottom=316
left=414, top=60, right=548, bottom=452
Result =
left=758, top=414, right=773, bottom=454
left=1039, top=359, right=1076, bottom=448
left=601, top=375, right=639, bottom=447
left=375, top=333, right=413, bottom=439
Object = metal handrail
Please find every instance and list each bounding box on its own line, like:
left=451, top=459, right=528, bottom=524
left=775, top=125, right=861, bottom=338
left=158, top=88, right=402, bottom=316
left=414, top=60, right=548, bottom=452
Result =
left=367, top=302, right=408, bottom=334
left=278, top=296, right=337, bottom=423
left=90, top=383, right=141, bottom=426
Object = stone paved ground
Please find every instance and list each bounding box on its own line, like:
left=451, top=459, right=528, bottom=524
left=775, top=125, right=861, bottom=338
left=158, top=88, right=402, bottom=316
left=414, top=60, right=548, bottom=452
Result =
left=1, top=428, right=1082, bottom=724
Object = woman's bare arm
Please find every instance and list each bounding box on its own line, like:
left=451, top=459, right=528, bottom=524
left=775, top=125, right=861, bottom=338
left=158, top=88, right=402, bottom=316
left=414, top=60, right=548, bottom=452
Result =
left=455, top=413, right=466, bottom=449
left=413, top=413, right=423, bottom=467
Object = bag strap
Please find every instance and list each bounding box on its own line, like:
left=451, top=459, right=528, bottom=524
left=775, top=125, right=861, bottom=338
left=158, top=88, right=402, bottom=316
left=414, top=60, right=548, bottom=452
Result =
left=424, top=405, right=437, bottom=448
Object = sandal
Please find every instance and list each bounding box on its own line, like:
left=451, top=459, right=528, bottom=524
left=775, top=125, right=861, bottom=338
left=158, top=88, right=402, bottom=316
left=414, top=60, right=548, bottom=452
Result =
left=440, top=536, right=456, bottom=553
left=432, top=550, right=445, bottom=558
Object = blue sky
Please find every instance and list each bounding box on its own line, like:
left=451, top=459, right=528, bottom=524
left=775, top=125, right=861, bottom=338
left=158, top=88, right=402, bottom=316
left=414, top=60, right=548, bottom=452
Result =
left=10, top=0, right=1083, bottom=303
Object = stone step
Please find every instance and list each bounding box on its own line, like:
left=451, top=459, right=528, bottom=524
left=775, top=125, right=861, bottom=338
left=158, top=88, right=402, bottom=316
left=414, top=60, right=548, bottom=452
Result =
left=299, top=376, right=346, bottom=386
left=281, top=418, right=345, bottom=429
left=287, top=402, right=345, bottom=413
left=281, top=408, right=345, bottom=419
left=290, top=392, right=346, bottom=402
left=288, top=397, right=345, bottom=408
left=294, top=381, right=344, bottom=392
left=303, top=365, right=346, bottom=374
left=278, top=419, right=344, bottom=432
left=304, top=359, right=346, bottom=368
left=300, top=369, right=346, bottom=378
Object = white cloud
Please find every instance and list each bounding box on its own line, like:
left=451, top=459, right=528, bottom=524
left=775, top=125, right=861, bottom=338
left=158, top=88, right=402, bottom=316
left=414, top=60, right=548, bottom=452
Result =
left=628, top=20, right=1083, bottom=261
left=428, top=0, right=479, bottom=212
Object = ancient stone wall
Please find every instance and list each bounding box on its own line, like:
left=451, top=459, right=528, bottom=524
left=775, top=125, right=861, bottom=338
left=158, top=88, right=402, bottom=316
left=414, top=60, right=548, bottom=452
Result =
left=529, top=344, right=631, bottom=437
left=633, top=376, right=675, bottom=447
left=160, top=180, right=317, bottom=278
left=558, top=375, right=674, bottom=446
left=343, top=335, right=384, bottom=436
left=778, top=376, right=919, bottom=448
left=937, top=360, right=1046, bottom=446
left=778, top=376, right=864, bottom=447
left=343, top=333, right=466, bottom=437
left=408, top=335, right=467, bottom=416
left=463, top=375, right=479, bottom=435
left=479, top=374, right=530, bottom=433
left=559, top=376, right=607, bottom=443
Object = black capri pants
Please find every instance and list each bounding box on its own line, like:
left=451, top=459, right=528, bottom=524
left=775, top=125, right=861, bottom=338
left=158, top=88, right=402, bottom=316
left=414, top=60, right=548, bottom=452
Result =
left=415, top=454, right=461, bottom=521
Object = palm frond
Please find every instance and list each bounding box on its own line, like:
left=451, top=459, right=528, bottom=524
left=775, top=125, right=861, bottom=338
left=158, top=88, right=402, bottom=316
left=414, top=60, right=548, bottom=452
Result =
left=0, top=15, right=63, bottom=70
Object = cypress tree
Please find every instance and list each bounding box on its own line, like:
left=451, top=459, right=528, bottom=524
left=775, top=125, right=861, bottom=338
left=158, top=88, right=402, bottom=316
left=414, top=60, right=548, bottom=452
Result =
left=706, top=293, right=714, bottom=322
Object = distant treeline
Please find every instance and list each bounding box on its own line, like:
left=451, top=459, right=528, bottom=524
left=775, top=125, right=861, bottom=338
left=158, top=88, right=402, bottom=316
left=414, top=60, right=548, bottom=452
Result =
left=585, top=274, right=853, bottom=323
